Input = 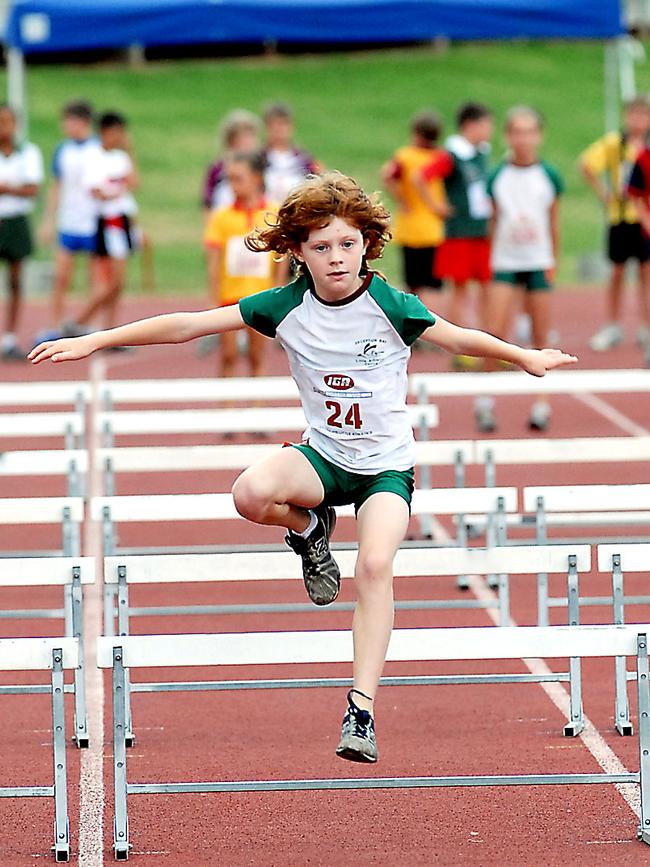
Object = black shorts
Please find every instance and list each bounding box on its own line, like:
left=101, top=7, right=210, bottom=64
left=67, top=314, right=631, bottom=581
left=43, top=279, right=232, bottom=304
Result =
left=0, top=215, right=33, bottom=262
left=402, top=246, right=442, bottom=291
left=96, top=214, right=135, bottom=260
left=607, top=222, right=650, bottom=264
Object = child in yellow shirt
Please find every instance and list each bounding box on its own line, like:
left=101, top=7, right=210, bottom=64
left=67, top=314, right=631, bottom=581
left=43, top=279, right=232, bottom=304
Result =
left=204, top=150, right=286, bottom=376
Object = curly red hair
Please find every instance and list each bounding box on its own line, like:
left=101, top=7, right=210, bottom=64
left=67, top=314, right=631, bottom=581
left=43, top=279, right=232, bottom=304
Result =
left=246, top=171, right=391, bottom=271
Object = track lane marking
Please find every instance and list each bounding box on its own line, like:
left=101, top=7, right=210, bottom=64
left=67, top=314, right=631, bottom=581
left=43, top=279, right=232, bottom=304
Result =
left=78, top=354, right=106, bottom=867
left=574, top=392, right=649, bottom=437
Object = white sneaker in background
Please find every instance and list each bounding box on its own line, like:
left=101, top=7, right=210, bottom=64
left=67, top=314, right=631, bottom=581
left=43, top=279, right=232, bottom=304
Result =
left=589, top=323, right=624, bottom=351
left=528, top=401, right=551, bottom=432
left=474, top=396, right=496, bottom=433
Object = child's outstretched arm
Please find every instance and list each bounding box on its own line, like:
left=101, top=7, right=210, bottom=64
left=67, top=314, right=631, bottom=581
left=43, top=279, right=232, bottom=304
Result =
left=29, top=304, right=245, bottom=365
left=420, top=317, right=577, bottom=377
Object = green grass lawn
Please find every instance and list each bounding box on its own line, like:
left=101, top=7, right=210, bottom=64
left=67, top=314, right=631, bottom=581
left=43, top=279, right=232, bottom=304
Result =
left=8, top=41, right=650, bottom=295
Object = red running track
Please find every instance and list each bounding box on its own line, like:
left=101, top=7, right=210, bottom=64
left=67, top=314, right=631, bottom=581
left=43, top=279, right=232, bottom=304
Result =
left=0, top=289, right=649, bottom=865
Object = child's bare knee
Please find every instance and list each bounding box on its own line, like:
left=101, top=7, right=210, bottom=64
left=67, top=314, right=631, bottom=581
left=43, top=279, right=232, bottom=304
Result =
left=232, top=472, right=274, bottom=521
left=355, top=552, right=393, bottom=588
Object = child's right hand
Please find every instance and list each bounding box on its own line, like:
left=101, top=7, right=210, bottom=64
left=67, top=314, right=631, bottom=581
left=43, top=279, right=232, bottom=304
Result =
left=29, top=335, right=98, bottom=365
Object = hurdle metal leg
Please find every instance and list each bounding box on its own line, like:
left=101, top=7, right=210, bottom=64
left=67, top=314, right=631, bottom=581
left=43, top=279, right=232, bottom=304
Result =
left=535, top=496, right=549, bottom=628
left=51, top=649, right=70, bottom=862
left=117, top=568, right=135, bottom=747
left=104, top=507, right=117, bottom=637
left=455, top=513, right=469, bottom=590
left=486, top=497, right=506, bottom=590
left=70, top=567, right=89, bottom=748
left=112, top=647, right=130, bottom=861
left=564, top=555, right=584, bottom=737
left=483, top=448, right=495, bottom=488
left=613, top=554, right=634, bottom=736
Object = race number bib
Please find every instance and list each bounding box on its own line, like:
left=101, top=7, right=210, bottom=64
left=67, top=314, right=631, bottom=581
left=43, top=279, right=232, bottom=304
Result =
left=225, top=236, right=271, bottom=278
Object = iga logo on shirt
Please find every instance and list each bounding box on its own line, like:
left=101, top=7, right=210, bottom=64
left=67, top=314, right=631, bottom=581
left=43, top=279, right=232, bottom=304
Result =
left=324, top=374, right=354, bottom=390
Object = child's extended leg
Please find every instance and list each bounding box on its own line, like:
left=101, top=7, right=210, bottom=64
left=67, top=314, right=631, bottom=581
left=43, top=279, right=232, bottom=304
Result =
left=232, top=446, right=340, bottom=604
left=336, top=491, right=410, bottom=763
left=528, top=290, right=552, bottom=430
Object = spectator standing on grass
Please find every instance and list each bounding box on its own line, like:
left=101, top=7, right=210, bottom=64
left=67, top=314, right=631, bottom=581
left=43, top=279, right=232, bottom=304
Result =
left=475, top=106, right=563, bottom=433
left=37, top=100, right=102, bottom=342
left=414, top=101, right=493, bottom=369
left=201, top=109, right=261, bottom=219
left=625, top=140, right=650, bottom=367
left=203, top=150, right=287, bottom=377
left=63, top=111, right=139, bottom=337
left=262, top=101, right=321, bottom=203
left=30, top=172, right=577, bottom=763
left=381, top=110, right=446, bottom=313
left=0, top=104, right=43, bottom=361
left=579, top=96, right=650, bottom=353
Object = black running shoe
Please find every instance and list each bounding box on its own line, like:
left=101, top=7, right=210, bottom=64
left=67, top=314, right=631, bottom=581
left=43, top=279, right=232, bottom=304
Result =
left=285, top=503, right=339, bottom=606
left=336, top=690, right=377, bottom=763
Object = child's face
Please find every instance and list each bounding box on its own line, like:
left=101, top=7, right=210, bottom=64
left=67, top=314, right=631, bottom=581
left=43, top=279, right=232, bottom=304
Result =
left=462, top=116, right=493, bottom=145
left=625, top=105, right=650, bottom=138
left=298, top=216, right=367, bottom=298
left=226, top=161, right=263, bottom=200
left=506, top=115, right=543, bottom=161
left=101, top=125, right=127, bottom=150
left=63, top=114, right=91, bottom=141
left=266, top=115, right=293, bottom=148
left=228, top=128, right=259, bottom=152
left=0, top=109, right=16, bottom=143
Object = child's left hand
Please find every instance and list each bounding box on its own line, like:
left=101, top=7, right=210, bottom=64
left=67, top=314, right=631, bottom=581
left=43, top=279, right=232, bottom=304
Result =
left=519, top=347, right=578, bottom=377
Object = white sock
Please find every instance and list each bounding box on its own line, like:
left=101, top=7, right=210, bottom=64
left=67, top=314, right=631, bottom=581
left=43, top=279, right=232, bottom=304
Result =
left=1, top=333, right=16, bottom=350
left=297, top=509, right=318, bottom=538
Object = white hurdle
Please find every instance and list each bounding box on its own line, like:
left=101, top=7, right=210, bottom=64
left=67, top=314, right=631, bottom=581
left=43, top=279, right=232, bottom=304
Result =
left=0, top=412, right=85, bottom=450
left=524, top=485, right=650, bottom=627
left=0, top=636, right=79, bottom=862
left=98, top=624, right=650, bottom=861
left=0, top=558, right=95, bottom=747
left=93, top=487, right=516, bottom=638
left=598, top=544, right=650, bottom=737
left=104, top=545, right=590, bottom=745
left=0, top=449, right=87, bottom=497
left=0, top=381, right=89, bottom=407
left=0, top=497, right=84, bottom=556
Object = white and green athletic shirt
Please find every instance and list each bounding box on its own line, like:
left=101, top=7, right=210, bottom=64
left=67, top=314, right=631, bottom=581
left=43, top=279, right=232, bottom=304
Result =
left=239, top=272, right=436, bottom=474
left=487, top=160, right=564, bottom=272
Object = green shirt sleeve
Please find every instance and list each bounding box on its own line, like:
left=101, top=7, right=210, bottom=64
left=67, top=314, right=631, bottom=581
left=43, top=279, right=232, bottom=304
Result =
left=542, top=161, right=565, bottom=197
left=367, top=275, right=436, bottom=346
left=238, top=278, right=308, bottom=338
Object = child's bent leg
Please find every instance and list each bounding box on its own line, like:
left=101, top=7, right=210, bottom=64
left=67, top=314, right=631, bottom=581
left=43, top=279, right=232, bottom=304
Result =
left=232, top=446, right=324, bottom=532
left=352, top=492, right=410, bottom=712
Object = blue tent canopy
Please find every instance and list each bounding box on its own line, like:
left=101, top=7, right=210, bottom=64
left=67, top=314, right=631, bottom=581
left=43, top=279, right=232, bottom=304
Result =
left=6, top=0, right=624, bottom=55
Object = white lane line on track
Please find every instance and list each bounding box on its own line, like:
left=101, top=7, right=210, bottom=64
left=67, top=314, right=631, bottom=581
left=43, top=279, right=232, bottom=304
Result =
left=426, top=514, right=640, bottom=818
left=574, top=392, right=649, bottom=437
left=78, top=354, right=106, bottom=867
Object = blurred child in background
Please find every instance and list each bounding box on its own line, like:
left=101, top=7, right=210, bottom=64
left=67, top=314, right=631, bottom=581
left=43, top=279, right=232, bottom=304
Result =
left=381, top=110, right=446, bottom=313
left=476, top=105, right=563, bottom=432
left=415, top=101, right=493, bottom=368
left=580, top=96, right=650, bottom=353
left=0, top=104, right=43, bottom=361
left=38, top=100, right=102, bottom=341
left=203, top=149, right=287, bottom=378
left=201, top=109, right=261, bottom=219
left=262, top=101, right=321, bottom=203
left=64, top=111, right=139, bottom=336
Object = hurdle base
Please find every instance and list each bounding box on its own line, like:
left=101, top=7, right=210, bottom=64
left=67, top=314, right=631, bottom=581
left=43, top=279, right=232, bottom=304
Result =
left=51, top=818, right=70, bottom=862
left=563, top=720, right=585, bottom=738
left=616, top=720, right=634, bottom=737
left=637, top=826, right=650, bottom=844
left=114, top=843, right=129, bottom=861
left=74, top=736, right=89, bottom=749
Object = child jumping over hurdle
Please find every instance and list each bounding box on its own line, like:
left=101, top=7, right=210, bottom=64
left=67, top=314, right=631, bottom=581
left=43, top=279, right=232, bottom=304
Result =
left=29, top=172, right=577, bottom=764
